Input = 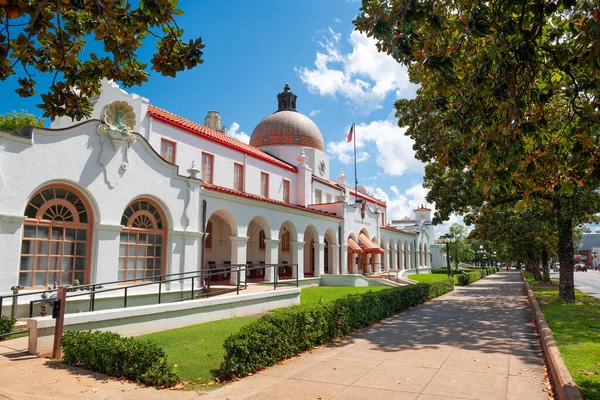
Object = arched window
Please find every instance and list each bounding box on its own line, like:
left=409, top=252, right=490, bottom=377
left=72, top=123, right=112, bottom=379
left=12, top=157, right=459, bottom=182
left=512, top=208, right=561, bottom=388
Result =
left=20, top=185, right=92, bottom=288
left=119, top=199, right=167, bottom=282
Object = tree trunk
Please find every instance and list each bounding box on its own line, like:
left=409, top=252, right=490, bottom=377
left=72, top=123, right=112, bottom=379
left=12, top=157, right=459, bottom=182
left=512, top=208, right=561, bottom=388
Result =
left=541, top=248, right=550, bottom=283
left=555, top=198, right=575, bottom=302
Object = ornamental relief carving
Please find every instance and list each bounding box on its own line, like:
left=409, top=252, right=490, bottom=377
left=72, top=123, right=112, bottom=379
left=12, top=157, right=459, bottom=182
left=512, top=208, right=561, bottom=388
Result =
left=97, top=101, right=137, bottom=188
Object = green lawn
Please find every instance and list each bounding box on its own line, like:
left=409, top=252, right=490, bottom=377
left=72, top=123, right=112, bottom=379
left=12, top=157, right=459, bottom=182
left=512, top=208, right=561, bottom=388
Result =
left=409, top=273, right=459, bottom=285
left=300, top=285, right=389, bottom=305
left=141, top=284, right=389, bottom=390
left=525, top=273, right=600, bottom=400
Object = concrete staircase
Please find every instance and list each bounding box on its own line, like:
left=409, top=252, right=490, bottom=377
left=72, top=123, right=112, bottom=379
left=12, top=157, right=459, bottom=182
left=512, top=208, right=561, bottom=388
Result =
left=365, top=271, right=418, bottom=287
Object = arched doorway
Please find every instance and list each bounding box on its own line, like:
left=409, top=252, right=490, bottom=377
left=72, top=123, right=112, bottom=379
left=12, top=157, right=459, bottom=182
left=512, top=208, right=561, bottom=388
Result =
left=205, top=210, right=237, bottom=282
left=119, top=198, right=167, bottom=282
left=20, top=184, right=93, bottom=288
left=303, top=225, right=318, bottom=277
left=277, top=221, right=297, bottom=278
left=247, top=216, right=270, bottom=281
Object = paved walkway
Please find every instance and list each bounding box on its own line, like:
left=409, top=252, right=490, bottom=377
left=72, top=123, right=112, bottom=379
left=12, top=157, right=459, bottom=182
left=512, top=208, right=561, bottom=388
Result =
left=202, top=272, right=552, bottom=400
left=0, top=272, right=552, bottom=400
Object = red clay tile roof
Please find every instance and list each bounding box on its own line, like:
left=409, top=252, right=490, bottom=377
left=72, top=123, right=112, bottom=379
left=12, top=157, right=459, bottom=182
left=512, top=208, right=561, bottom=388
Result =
left=415, top=207, right=431, bottom=211
left=381, top=225, right=417, bottom=236
left=203, top=183, right=343, bottom=219
left=147, top=105, right=297, bottom=172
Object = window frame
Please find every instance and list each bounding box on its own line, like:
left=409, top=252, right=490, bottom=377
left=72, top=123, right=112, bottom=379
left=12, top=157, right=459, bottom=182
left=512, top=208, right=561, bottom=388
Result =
left=281, top=230, right=291, bottom=252
left=202, top=152, right=214, bottom=184
left=160, top=138, right=177, bottom=164
left=260, top=172, right=270, bottom=198
left=234, top=163, right=244, bottom=192
left=282, top=179, right=290, bottom=203
left=315, top=188, right=322, bottom=204
left=259, top=230, right=266, bottom=251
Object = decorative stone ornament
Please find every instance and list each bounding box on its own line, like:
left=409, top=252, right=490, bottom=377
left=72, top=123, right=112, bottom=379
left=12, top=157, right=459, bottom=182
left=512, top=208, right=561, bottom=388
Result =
left=361, top=199, right=367, bottom=220
left=102, top=101, right=136, bottom=149
left=318, top=160, right=326, bottom=176
left=296, top=149, right=308, bottom=165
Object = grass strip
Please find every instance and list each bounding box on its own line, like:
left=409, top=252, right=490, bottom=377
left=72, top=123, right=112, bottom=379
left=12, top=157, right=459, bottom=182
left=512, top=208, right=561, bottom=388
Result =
left=524, top=272, right=600, bottom=400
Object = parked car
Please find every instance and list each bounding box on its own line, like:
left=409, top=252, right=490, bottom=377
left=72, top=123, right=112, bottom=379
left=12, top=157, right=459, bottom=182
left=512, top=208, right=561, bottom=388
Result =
left=552, top=263, right=560, bottom=272
left=575, top=263, right=587, bottom=272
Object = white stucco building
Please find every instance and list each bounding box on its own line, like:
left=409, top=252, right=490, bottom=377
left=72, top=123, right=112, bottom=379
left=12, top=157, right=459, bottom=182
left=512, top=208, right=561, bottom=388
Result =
left=0, top=81, right=440, bottom=292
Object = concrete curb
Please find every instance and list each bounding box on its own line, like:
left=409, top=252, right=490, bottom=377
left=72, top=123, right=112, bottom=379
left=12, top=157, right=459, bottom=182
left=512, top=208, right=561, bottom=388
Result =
left=521, top=272, right=583, bottom=400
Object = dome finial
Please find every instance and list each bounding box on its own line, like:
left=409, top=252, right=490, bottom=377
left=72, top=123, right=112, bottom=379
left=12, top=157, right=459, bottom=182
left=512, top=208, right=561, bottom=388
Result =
left=277, top=83, right=297, bottom=111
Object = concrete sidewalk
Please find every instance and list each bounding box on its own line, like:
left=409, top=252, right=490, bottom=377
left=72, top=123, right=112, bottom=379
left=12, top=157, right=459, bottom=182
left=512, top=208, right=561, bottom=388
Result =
left=202, top=272, right=552, bottom=400
left=0, top=272, right=552, bottom=400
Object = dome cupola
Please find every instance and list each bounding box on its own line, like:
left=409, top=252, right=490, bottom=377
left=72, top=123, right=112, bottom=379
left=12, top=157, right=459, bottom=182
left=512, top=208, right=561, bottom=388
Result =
left=250, top=84, right=324, bottom=151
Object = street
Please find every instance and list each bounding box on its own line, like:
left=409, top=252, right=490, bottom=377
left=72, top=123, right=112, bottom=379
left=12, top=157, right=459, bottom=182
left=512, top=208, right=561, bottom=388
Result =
left=551, top=270, right=600, bottom=299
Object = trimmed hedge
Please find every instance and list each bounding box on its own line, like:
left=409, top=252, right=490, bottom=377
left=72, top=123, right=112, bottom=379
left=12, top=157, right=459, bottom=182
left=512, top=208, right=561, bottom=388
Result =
left=218, top=279, right=454, bottom=379
left=456, top=267, right=500, bottom=286
left=61, top=330, right=180, bottom=387
left=0, top=316, right=15, bottom=341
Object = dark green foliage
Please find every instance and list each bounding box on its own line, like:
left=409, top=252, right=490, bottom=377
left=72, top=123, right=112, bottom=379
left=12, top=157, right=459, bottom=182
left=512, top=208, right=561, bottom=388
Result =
left=218, top=280, right=454, bottom=379
left=456, top=267, right=499, bottom=286
left=61, top=330, right=180, bottom=387
left=0, top=316, right=15, bottom=340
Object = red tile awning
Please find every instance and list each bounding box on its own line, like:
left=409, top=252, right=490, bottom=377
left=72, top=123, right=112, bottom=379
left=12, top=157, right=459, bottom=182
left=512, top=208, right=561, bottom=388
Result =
left=359, top=233, right=384, bottom=254
left=347, top=237, right=363, bottom=253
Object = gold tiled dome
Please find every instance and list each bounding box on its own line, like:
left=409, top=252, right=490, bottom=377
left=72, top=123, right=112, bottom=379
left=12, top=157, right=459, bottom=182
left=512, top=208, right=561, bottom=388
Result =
left=250, top=84, right=324, bottom=151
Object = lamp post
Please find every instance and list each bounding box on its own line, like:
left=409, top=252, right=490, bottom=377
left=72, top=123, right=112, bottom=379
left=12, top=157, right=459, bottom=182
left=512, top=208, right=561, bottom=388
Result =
left=443, top=235, right=456, bottom=276
left=478, top=245, right=485, bottom=269
left=593, top=250, right=597, bottom=269
left=493, top=251, right=497, bottom=267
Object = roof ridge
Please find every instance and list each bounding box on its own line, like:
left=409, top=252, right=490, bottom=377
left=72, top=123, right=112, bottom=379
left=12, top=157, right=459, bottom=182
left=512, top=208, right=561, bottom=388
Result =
left=147, top=105, right=297, bottom=172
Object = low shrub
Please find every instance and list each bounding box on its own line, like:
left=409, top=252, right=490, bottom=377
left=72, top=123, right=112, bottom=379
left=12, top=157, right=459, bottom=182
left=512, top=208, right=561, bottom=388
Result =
left=456, top=267, right=499, bottom=285
left=218, top=279, right=454, bottom=379
left=61, top=330, right=180, bottom=387
left=0, top=316, right=15, bottom=340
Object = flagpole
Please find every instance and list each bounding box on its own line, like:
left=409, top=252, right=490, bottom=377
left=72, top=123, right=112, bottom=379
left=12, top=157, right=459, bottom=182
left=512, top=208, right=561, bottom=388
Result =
left=352, top=121, right=358, bottom=202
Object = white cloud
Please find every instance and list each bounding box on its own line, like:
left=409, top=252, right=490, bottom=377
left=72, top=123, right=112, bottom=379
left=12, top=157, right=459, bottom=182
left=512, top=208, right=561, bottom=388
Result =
left=296, top=29, right=418, bottom=114
left=308, top=109, right=320, bottom=117
left=367, top=184, right=465, bottom=238
left=227, top=122, right=250, bottom=144
left=334, top=18, right=342, bottom=24
left=327, top=119, right=424, bottom=176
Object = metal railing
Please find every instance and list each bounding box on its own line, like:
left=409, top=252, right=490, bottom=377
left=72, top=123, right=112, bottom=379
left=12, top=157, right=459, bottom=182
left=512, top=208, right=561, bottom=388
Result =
left=0, top=263, right=299, bottom=320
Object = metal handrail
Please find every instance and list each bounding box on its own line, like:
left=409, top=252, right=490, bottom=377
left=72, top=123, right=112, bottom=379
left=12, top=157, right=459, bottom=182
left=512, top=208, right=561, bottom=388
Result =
left=1, top=263, right=299, bottom=319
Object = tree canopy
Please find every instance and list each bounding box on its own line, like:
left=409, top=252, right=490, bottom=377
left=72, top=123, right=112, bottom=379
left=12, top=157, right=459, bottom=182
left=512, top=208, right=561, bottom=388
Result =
left=354, top=0, right=600, bottom=301
left=0, top=0, right=204, bottom=121
left=0, top=109, right=44, bottom=134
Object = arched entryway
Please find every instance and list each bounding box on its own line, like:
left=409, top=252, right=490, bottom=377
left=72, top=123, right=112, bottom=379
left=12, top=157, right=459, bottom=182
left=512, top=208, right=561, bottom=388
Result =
left=20, top=184, right=93, bottom=288
left=347, top=233, right=362, bottom=274
left=303, top=225, right=318, bottom=277
left=247, top=216, right=271, bottom=281
left=119, top=198, right=167, bottom=282
left=205, top=210, right=237, bottom=282
left=277, top=221, right=297, bottom=278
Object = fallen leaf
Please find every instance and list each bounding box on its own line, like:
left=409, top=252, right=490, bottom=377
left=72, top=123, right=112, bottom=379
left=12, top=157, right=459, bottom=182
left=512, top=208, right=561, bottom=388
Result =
left=25, top=392, right=33, bottom=395
left=332, top=367, right=337, bottom=370
left=92, top=388, right=98, bottom=393
left=405, top=378, right=412, bottom=381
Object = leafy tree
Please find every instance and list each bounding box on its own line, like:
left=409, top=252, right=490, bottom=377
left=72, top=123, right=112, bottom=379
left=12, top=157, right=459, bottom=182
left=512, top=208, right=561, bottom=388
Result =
left=0, top=110, right=44, bottom=134
left=447, top=223, right=474, bottom=269
left=0, top=0, right=204, bottom=121
left=355, top=0, right=600, bottom=302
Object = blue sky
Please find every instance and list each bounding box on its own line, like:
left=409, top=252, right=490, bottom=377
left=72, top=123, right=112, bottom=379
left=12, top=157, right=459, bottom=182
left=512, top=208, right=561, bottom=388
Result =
left=0, top=0, right=457, bottom=233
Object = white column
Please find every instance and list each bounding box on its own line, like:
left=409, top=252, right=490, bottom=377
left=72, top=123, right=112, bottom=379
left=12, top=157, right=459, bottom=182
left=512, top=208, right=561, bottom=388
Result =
left=390, top=246, right=397, bottom=271
left=340, top=244, right=348, bottom=274
left=330, top=244, right=340, bottom=274
left=374, top=253, right=381, bottom=273
left=229, top=236, right=248, bottom=285
left=352, top=253, right=359, bottom=274
left=292, top=241, right=305, bottom=279
left=263, top=238, right=279, bottom=282
left=314, top=242, right=325, bottom=277
left=383, top=248, right=389, bottom=271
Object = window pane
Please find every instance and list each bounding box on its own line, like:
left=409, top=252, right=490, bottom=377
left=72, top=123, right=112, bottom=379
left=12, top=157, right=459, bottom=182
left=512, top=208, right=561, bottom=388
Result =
left=50, top=242, right=62, bottom=255
left=75, top=243, right=86, bottom=256
left=62, top=272, right=72, bottom=285
left=77, top=229, right=87, bottom=241
left=128, top=245, right=136, bottom=256
left=127, top=258, right=135, bottom=269
left=75, top=257, right=86, bottom=270
left=118, top=257, right=126, bottom=269
left=118, top=271, right=126, bottom=281
left=155, top=246, right=162, bottom=257
left=63, top=242, right=74, bottom=255
left=19, top=273, right=32, bottom=287
left=74, top=272, right=85, bottom=283
left=38, top=256, right=49, bottom=271
left=51, top=228, right=63, bottom=240
left=21, top=240, right=33, bottom=254
left=138, top=246, right=147, bottom=257
left=49, top=256, right=60, bottom=270
left=37, top=226, right=49, bottom=239
left=137, top=259, right=145, bottom=270
left=65, top=228, right=76, bottom=241
left=34, top=272, right=47, bottom=287
left=139, top=233, right=147, bottom=243
left=20, top=256, right=34, bottom=271
left=62, top=258, right=73, bottom=271
left=24, top=226, right=36, bottom=238
left=119, top=244, right=126, bottom=256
